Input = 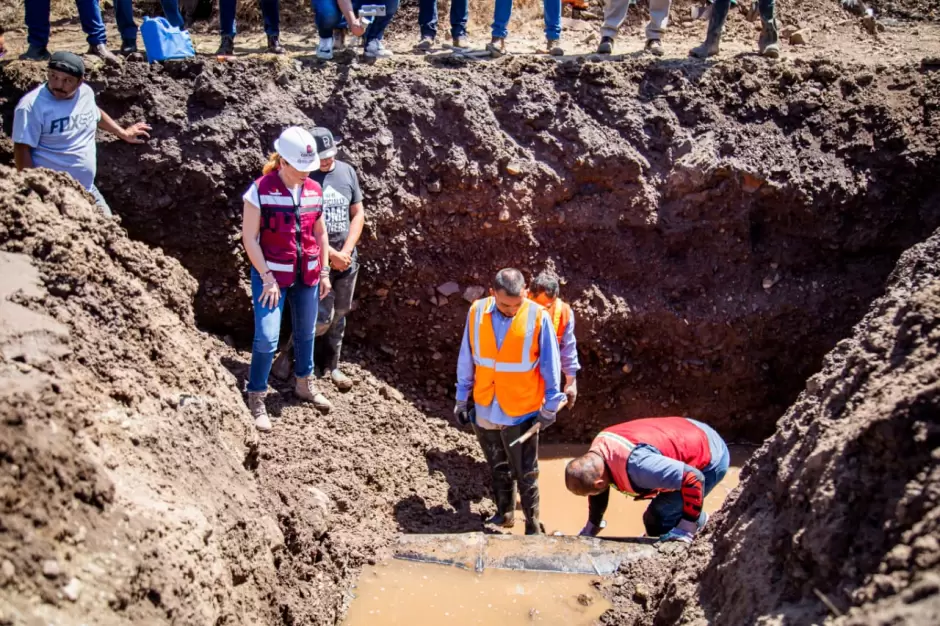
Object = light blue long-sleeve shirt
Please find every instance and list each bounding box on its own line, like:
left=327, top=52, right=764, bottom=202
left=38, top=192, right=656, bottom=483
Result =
left=558, top=316, right=581, bottom=378
left=456, top=302, right=566, bottom=426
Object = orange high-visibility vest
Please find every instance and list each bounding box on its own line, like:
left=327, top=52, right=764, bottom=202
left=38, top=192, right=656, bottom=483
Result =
left=468, top=297, right=546, bottom=417
left=542, top=297, right=572, bottom=345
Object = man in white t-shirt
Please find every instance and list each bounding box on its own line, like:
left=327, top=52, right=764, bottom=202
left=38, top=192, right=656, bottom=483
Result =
left=13, top=52, right=151, bottom=217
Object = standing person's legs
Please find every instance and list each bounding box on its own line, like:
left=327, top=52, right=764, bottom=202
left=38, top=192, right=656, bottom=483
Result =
left=88, top=185, right=114, bottom=219
left=418, top=0, right=439, bottom=40
left=321, top=263, right=358, bottom=371
left=646, top=0, right=671, bottom=41
left=364, top=0, right=400, bottom=43
left=757, top=0, right=779, bottom=55
left=248, top=269, right=287, bottom=393
left=599, top=0, right=631, bottom=40
left=114, top=0, right=138, bottom=44
left=25, top=0, right=52, bottom=50
left=261, top=0, right=280, bottom=36
left=287, top=281, right=320, bottom=380
left=501, top=417, right=541, bottom=534
left=313, top=0, right=346, bottom=38
left=161, top=0, right=186, bottom=29
left=491, top=0, right=513, bottom=39
left=220, top=0, right=237, bottom=37
left=690, top=0, right=729, bottom=56
left=75, top=0, right=108, bottom=46
left=473, top=416, right=516, bottom=527
left=449, top=0, right=468, bottom=39
left=543, top=0, right=561, bottom=41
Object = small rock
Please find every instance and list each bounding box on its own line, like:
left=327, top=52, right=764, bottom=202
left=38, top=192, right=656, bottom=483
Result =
left=862, top=16, right=882, bottom=35
left=42, top=560, right=60, bottom=579
left=498, top=209, right=511, bottom=222
left=437, top=282, right=460, bottom=297
left=223, top=335, right=235, bottom=348
left=437, top=296, right=449, bottom=307
left=432, top=352, right=442, bottom=360
left=528, top=608, right=540, bottom=620
left=790, top=30, right=807, bottom=45
left=781, top=24, right=799, bottom=38
left=483, top=222, right=493, bottom=229
left=429, top=295, right=439, bottom=306
left=806, top=377, right=821, bottom=394
left=62, top=578, right=82, bottom=602
left=375, top=288, right=390, bottom=298
left=634, top=582, right=650, bottom=603
left=463, top=285, right=486, bottom=303
left=622, top=362, right=633, bottom=374
left=427, top=180, right=441, bottom=193
left=576, top=593, right=594, bottom=607
left=380, top=386, right=405, bottom=403
left=1, top=560, right=15, bottom=585
left=275, top=71, right=291, bottom=86
left=506, top=161, right=523, bottom=176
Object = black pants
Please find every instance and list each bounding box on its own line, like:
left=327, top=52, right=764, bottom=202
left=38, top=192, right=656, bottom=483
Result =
left=473, top=416, right=541, bottom=532
left=314, top=262, right=359, bottom=372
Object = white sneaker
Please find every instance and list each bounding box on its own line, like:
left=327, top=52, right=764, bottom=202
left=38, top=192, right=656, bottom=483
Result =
left=365, top=39, right=393, bottom=58
left=317, top=37, right=334, bottom=60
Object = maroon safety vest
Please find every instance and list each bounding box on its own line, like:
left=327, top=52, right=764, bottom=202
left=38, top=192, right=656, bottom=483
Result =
left=255, top=172, right=324, bottom=288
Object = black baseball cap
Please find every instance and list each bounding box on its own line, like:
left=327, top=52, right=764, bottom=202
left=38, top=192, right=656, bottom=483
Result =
left=48, top=51, right=85, bottom=79
left=311, top=127, right=340, bottom=159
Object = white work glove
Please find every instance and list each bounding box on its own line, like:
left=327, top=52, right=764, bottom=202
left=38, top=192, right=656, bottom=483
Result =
left=564, top=375, right=577, bottom=409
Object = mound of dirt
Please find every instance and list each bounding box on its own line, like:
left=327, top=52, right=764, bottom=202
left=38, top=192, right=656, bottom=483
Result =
left=0, top=166, right=487, bottom=625
left=609, top=227, right=940, bottom=624
left=4, top=52, right=936, bottom=441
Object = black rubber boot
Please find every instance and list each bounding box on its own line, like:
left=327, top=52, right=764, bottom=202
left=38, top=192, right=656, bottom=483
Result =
left=267, top=35, right=285, bottom=54
left=474, top=424, right=516, bottom=528
left=217, top=35, right=235, bottom=56
left=758, top=0, right=780, bottom=60
left=502, top=418, right=543, bottom=535
left=690, top=0, right=730, bottom=58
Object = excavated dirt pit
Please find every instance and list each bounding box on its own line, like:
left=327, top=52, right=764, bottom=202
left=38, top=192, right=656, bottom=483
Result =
left=1, top=4, right=940, bottom=624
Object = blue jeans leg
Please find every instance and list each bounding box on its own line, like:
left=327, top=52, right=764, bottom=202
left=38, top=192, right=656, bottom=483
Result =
left=114, top=0, right=138, bottom=42
left=26, top=0, right=52, bottom=48
left=161, top=0, right=186, bottom=29
left=288, top=281, right=320, bottom=379
left=543, top=0, right=561, bottom=40
left=363, top=0, right=400, bottom=43
left=312, top=0, right=345, bottom=38
left=219, top=0, right=237, bottom=37
left=450, top=0, right=468, bottom=38
left=76, top=0, right=108, bottom=45
left=642, top=450, right=729, bottom=536
left=261, top=0, right=280, bottom=36
left=418, top=0, right=438, bottom=39
left=248, top=269, right=287, bottom=392
left=492, top=0, right=512, bottom=39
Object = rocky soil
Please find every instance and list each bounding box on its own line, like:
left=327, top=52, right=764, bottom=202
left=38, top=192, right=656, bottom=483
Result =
left=603, top=227, right=940, bottom=624
left=0, top=166, right=488, bottom=625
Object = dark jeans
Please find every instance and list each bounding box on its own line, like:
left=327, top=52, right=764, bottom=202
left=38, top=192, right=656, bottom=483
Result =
left=473, top=416, right=541, bottom=532
left=314, top=261, right=359, bottom=371
left=642, top=444, right=730, bottom=536
left=708, top=0, right=776, bottom=41
left=418, top=0, right=468, bottom=39
left=219, top=0, right=281, bottom=37
left=114, top=0, right=185, bottom=42
left=26, top=0, right=106, bottom=48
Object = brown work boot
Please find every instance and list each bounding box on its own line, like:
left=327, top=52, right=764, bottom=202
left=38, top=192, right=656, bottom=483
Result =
left=295, top=376, right=333, bottom=413
left=546, top=39, right=564, bottom=56
left=486, top=37, right=506, bottom=57
left=247, top=392, right=272, bottom=432
left=645, top=38, right=664, bottom=56
left=452, top=35, right=470, bottom=49
left=329, top=368, right=354, bottom=392
left=88, top=43, right=120, bottom=65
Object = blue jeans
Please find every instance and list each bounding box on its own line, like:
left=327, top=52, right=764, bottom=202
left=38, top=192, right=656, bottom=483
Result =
left=114, top=0, right=186, bottom=42
left=641, top=444, right=731, bottom=536
left=26, top=0, right=106, bottom=48
left=492, top=0, right=560, bottom=40
left=418, top=0, right=468, bottom=39
left=220, top=0, right=281, bottom=37
left=248, top=269, right=319, bottom=393
left=311, top=0, right=348, bottom=38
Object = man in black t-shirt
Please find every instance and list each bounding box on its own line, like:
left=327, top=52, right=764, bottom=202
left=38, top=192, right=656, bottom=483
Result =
left=309, top=127, right=364, bottom=391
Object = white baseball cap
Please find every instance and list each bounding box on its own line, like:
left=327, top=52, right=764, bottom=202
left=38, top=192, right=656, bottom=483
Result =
left=273, top=126, right=321, bottom=172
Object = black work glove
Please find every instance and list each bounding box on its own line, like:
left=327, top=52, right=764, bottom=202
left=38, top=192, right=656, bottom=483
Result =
left=454, top=400, right=471, bottom=426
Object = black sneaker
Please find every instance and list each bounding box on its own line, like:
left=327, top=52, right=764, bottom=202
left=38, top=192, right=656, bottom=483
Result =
left=597, top=36, right=614, bottom=54
left=120, top=39, right=138, bottom=55
left=217, top=35, right=235, bottom=56
left=21, top=44, right=51, bottom=61
left=267, top=35, right=285, bottom=54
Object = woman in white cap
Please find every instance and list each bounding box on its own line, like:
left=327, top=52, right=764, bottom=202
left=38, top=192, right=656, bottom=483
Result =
left=241, top=126, right=333, bottom=431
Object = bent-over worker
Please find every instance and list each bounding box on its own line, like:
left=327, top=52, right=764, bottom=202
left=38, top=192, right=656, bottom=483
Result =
left=455, top=268, right=566, bottom=535
left=529, top=270, right=580, bottom=409
left=565, top=417, right=729, bottom=543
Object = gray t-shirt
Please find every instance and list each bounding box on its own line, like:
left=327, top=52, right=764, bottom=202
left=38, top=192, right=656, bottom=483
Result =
left=13, top=83, right=101, bottom=191
left=310, top=161, right=363, bottom=253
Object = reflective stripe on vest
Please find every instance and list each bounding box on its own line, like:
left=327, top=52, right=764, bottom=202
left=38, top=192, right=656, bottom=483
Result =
left=471, top=298, right=539, bottom=373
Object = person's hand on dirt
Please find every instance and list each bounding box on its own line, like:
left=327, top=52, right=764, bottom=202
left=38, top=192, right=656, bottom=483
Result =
left=454, top=400, right=471, bottom=426
left=260, top=278, right=281, bottom=309
left=121, top=122, right=152, bottom=144
left=329, top=248, right=352, bottom=271
left=579, top=520, right=604, bottom=537
left=564, top=376, right=577, bottom=409
left=320, top=275, right=332, bottom=301
left=349, top=18, right=366, bottom=37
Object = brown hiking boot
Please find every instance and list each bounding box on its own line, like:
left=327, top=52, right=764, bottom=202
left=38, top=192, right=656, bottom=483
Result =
left=295, top=376, right=333, bottom=413
left=329, top=368, right=354, bottom=392
left=88, top=43, right=120, bottom=65
left=486, top=37, right=506, bottom=57
left=247, top=392, right=272, bottom=432
left=452, top=35, right=470, bottom=49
